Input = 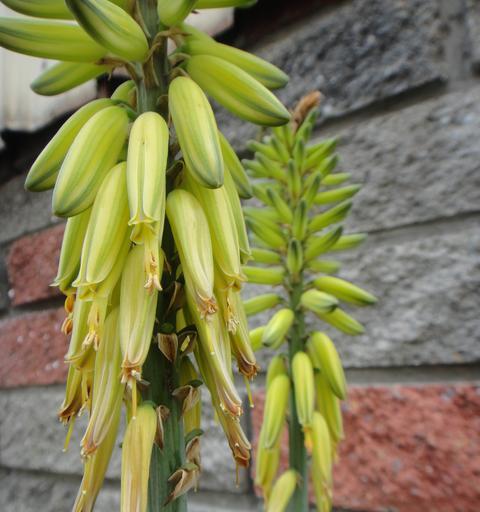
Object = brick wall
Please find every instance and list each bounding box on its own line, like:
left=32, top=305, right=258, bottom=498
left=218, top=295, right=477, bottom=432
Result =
left=1, top=1, right=480, bottom=510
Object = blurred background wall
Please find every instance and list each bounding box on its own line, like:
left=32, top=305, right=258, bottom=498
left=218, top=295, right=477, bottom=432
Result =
left=0, top=0, right=479, bottom=511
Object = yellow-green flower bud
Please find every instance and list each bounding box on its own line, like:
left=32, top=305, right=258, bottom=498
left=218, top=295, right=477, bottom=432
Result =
left=311, top=411, right=333, bottom=486
left=73, top=162, right=130, bottom=293
left=249, top=326, right=265, bottom=351
left=315, top=372, right=344, bottom=443
left=121, top=404, right=157, bottom=512
left=300, top=289, right=338, bottom=316
left=166, top=189, right=217, bottom=317
left=120, top=245, right=159, bottom=399
left=316, top=307, right=365, bottom=335
left=260, top=374, right=290, bottom=449
left=266, top=354, right=288, bottom=388
left=251, top=247, right=281, bottom=264
left=243, top=265, right=285, bottom=286
left=169, top=76, right=224, bottom=188
left=53, top=207, right=91, bottom=295
left=313, top=276, right=377, bottom=306
left=314, top=184, right=361, bottom=205
left=219, top=131, right=252, bottom=199
left=292, top=351, right=315, bottom=431
left=261, top=308, right=294, bottom=349
left=304, top=226, right=343, bottom=261
left=243, top=293, right=281, bottom=317
left=82, top=308, right=123, bottom=456
left=52, top=106, right=129, bottom=217
left=309, top=200, right=352, bottom=233
left=266, top=469, right=298, bottom=512
left=307, top=332, right=346, bottom=400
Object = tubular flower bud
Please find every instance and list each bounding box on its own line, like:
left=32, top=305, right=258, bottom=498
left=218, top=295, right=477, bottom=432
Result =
left=267, top=470, right=298, bottom=512
left=157, top=0, right=197, bottom=26
left=120, top=245, right=159, bottom=397
left=307, top=332, right=347, bottom=400
left=292, top=199, right=308, bottom=240
left=266, top=187, right=293, bottom=223
left=185, top=176, right=244, bottom=290
left=315, top=372, right=344, bottom=444
left=53, top=207, right=91, bottom=295
left=311, top=411, right=333, bottom=487
left=242, top=265, right=284, bottom=286
left=188, top=293, right=243, bottom=417
left=250, top=247, right=281, bottom=264
left=222, top=157, right=251, bottom=264
left=255, top=431, right=281, bottom=499
left=81, top=308, right=123, bottom=456
left=111, top=80, right=136, bottom=103
left=243, top=293, right=281, bottom=317
left=25, top=98, right=113, bottom=192
left=73, top=162, right=130, bottom=293
left=58, top=364, right=90, bottom=427
left=179, top=357, right=202, bottom=434
left=73, top=398, right=121, bottom=512
left=315, top=307, right=365, bottom=336
left=313, top=276, right=377, bottom=306
left=65, top=297, right=95, bottom=370
left=321, top=171, right=350, bottom=186
left=249, top=326, right=265, bottom=351
left=127, top=112, right=168, bottom=289
left=292, top=351, right=315, bottom=432
left=259, top=374, right=290, bottom=449
left=228, top=290, right=259, bottom=379
left=300, top=289, right=338, bottom=316
left=169, top=76, right=224, bottom=188
left=166, top=189, right=217, bottom=317
left=304, top=226, right=343, bottom=261
left=52, top=106, right=129, bottom=217
left=265, top=354, right=288, bottom=388
left=286, top=238, right=303, bottom=280
left=218, top=131, right=252, bottom=199
left=120, top=404, right=157, bottom=512
left=261, top=308, right=294, bottom=349
left=330, top=233, right=367, bottom=252
left=307, top=259, right=341, bottom=275
left=309, top=200, right=353, bottom=233
left=314, top=184, right=361, bottom=205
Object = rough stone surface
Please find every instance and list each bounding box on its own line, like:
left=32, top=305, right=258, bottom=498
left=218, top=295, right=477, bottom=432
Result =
left=467, top=0, right=480, bottom=72
left=219, top=0, right=446, bottom=146
left=0, top=308, right=68, bottom=387
left=251, top=384, right=480, bottom=512
left=7, top=224, right=64, bottom=306
left=0, top=173, right=59, bottom=245
left=247, top=222, right=480, bottom=370
left=329, top=87, right=480, bottom=232
left=0, top=386, right=249, bottom=493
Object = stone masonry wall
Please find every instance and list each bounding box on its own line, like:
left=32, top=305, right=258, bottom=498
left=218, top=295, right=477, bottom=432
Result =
left=1, top=1, right=480, bottom=510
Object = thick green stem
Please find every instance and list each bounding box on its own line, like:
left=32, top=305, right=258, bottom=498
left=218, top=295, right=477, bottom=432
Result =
left=135, top=2, right=187, bottom=510
left=287, top=280, right=309, bottom=511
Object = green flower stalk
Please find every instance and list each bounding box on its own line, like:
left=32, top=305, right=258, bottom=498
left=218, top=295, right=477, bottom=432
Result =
left=244, top=93, right=377, bottom=511
left=0, top=1, right=290, bottom=510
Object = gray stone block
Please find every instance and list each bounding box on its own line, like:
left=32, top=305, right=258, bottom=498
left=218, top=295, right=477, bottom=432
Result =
left=0, top=173, right=59, bottom=245
left=467, top=0, right=480, bottom=72
left=219, top=0, right=446, bottom=147
left=0, top=387, right=251, bottom=494
left=326, top=87, right=480, bottom=233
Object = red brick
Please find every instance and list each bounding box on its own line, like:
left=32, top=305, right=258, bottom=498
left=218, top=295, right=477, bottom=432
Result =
left=251, top=384, right=480, bottom=512
left=0, top=308, right=69, bottom=387
left=7, top=224, right=65, bottom=306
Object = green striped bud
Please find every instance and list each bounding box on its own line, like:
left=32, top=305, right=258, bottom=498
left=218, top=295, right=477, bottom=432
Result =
left=82, top=308, right=123, bottom=456
left=266, top=470, right=298, bottom=512
left=266, top=187, right=292, bottom=223
left=255, top=433, right=280, bottom=498
left=185, top=176, right=244, bottom=289
left=305, top=138, right=337, bottom=170
left=306, top=259, right=341, bottom=275
left=309, top=200, right=352, bottom=233
left=73, top=162, right=130, bottom=292
left=315, top=184, right=361, bottom=205
left=246, top=217, right=285, bottom=249
left=293, top=139, right=305, bottom=172
left=302, top=172, right=322, bottom=207
left=292, top=351, right=315, bottom=430
left=157, top=0, right=197, bottom=26
left=64, top=297, right=92, bottom=370
left=316, top=307, right=365, bottom=335
left=243, top=266, right=284, bottom=286
left=166, top=189, right=217, bottom=317
left=1, top=0, right=74, bottom=19
left=287, top=160, right=301, bottom=199
left=111, top=80, right=136, bottom=103
left=260, top=374, right=290, bottom=448
left=25, top=98, right=113, bottom=192
left=185, top=55, right=290, bottom=127
left=330, top=233, right=367, bottom=252
left=53, top=208, right=91, bottom=294
left=247, top=139, right=279, bottom=161
left=251, top=247, right=281, bottom=264
left=261, top=308, right=294, bottom=349
left=249, top=326, right=265, bottom=351
left=321, top=172, right=351, bottom=186
left=243, top=293, right=281, bottom=317
left=286, top=239, right=303, bottom=280
left=219, top=132, right=252, bottom=199
left=266, top=354, right=288, bottom=388
left=304, top=226, right=343, bottom=261
left=53, top=106, right=129, bottom=217
left=315, top=372, right=344, bottom=443
left=120, top=245, right=159, bottom=389
left=120, top=404, right=157, bottom=512
left=300, top=289, right=338, bottom=315
left=307, top=332, right=346, bottom=400
left=311, top=411, right=333, bottom=485
left=313, top=276, right=377, bottom=306
left=169, top=76, right=224, bottom=188
left=66, top=0, right=149, bottom=62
